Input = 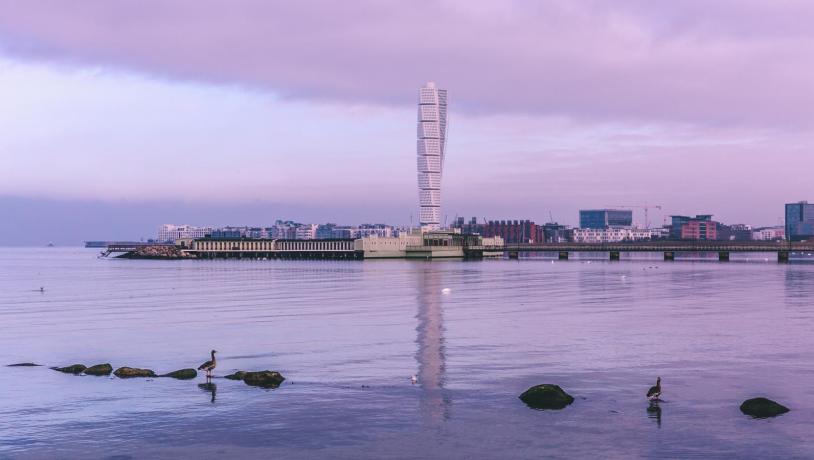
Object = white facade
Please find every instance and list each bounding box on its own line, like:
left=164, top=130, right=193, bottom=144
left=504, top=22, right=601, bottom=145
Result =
left=417, top=82, right=447, bottom=231
left=572, top=227, right=664, bottom=243
left=353, top=226, right=394, bottom=239
left=752, top=226, right=785, bottom=241
left=295, top=224, right=319, bottom=240
left=158, top=224, right=213, bottom=242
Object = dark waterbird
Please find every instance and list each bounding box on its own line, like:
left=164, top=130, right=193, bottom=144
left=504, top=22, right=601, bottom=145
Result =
left=647, top=377, right=662, bottom=401
left=198, top=350, right=217, bottom=378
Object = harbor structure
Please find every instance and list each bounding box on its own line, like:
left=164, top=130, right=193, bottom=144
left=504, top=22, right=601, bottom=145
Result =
left=417, top=81, right=447, bottom=231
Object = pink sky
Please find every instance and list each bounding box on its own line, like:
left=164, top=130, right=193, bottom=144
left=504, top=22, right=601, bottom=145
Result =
left=0, top=0, right=812, bottom=238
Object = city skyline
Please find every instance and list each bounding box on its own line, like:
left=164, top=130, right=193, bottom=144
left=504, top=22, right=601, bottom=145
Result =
left=2, top=1, right=814, bottom=244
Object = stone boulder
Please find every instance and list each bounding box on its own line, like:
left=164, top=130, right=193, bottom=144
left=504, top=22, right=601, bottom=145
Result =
left=519, top=384, right=575, bottom=410
left=242, top=371, right=286, bottom=388
left=7, top=363, right=41, bottom=367
left=51, top=364, right=87, bottom=374
left=161, top=369, right=198, bottom=380
left=224, top=371, right=247, bottom=381
left=84, top=363, right=113, bottom=376
left=114, top=367, right=156, bottom=378
left=740, top=397, right=790, bottom=418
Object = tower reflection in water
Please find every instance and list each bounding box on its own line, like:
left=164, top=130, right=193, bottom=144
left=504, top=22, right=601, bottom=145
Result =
left=415, top=266, right=449, bottom=422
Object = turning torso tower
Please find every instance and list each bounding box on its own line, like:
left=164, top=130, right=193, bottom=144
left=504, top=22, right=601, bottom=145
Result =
left=416, top=82, right=448, bottom=231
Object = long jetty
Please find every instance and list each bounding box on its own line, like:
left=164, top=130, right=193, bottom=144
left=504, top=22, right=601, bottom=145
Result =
left=467, top=240, right=814, bottom=262
left=102, top=238, right=814, bottom=263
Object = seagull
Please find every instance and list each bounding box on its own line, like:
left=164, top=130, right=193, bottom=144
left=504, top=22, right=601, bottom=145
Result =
left=198, top=350, right=217, bottom=379
left=647, top=377, right=662, bottom=401
left=411, top=375, right=418, bottom=384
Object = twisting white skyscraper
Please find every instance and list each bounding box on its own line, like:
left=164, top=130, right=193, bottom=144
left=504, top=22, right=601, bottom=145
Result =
left=416, top=82, right=447, bottom=231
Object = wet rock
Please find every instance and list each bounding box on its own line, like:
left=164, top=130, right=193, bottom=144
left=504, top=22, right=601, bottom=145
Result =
left=740, top=397, right=790, bottom=418
left=84, top=363, right=113, bottom=376
left=242, top=371, right=286, bottom=388
left=224, top=371, right=247, bottom=381
left=51, top=364, right=87, bottom=374
left=7, top=362, right=41, bottom=367
left=114, top=367, right=156, bottom=378
left=519, top=384, right=575, bottom=410
left=161, top=368, right=197, bottom=380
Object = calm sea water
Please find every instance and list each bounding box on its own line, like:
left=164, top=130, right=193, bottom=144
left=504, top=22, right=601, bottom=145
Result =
left=1, top=248, right=814, bottom=459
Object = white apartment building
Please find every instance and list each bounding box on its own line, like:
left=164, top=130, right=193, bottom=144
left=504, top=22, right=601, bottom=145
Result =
left=572, top=227, right=665, bottom=243
left=354, top=226, right=394, bottom=239
left=158, top=224, right=214, bottom=242
left=295, top=224, right=319, bottom=240
left=752, top=226, right=785, bottom=241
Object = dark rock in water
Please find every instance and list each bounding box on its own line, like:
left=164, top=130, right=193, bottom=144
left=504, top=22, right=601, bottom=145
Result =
left=7, top=363, right=41, bottom=367
left=519, top=384, right=575, bottom=410
left=114, top=367, right=156, bottom=378
left=740, top=397, right=790, bottom=418
left=224, top=371, right=247, bottom=381
left=51, top=364, right=87, bottom=374
left=84, top=363, right=113, bottom=376
left=161, top=368, right=197, bottom=380
left=242, top=371, right=286, bottom=388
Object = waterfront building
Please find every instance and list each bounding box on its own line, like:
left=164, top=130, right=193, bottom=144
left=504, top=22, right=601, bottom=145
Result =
left=295, top=224, right=319, bottom=240
left=417, top=81, right=447, bottom=231
left=669, top=215, right=720, bottom=240
left=579, top=209, right=633, bottom=229
left=211, top=227, right=246, bottom=239
left=786, top=201, right=814, bottom=241
left=752, top=226, right=785, bottom=241
left=572, top=227, right=664, bottom=243
left=157, top=224, right=214, bottom=242
left=539, top=223, right=571, bottom=243
left=670, top=215, right=718, bottom=240
left=720, top=224, right=752, bottom=241
left=353, top=224, right=394, bottom=239
left=484, top=220, right=538, bottom=244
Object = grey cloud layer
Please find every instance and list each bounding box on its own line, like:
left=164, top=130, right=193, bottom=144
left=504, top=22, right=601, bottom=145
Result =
left=0, top=0, right=812, bottom=127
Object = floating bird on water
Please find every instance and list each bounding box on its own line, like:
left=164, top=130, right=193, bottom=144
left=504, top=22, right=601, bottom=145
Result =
left=647, top=377, right=662, bottom=401
left=411, top=375, right=418, bottom=384
left=198, top=350, right=217, bottom=378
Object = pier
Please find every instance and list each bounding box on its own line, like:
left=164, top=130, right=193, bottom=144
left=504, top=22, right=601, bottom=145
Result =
left=102, top=237, right=814, bottom=263
left=465, top=241, right=814, bottom=263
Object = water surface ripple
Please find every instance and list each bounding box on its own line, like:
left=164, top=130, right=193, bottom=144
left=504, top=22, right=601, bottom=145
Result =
left=1, top=248, right=813, bottom=459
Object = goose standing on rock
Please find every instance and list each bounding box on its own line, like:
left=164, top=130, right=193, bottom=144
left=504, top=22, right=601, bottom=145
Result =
left=647, top=377, right=662, bottom=401
left=198, top=350, right=217, bottom=379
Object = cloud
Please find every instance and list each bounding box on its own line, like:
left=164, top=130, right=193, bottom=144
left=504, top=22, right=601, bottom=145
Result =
left=0, top=0, right=813, bottom=127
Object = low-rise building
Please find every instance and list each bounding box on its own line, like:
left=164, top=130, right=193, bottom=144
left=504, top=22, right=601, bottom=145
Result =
left=572, top=227, right=664, bottom=243
left=752, top=226, right=785, bottom=241
left=158, top=224, right=214, bottom=242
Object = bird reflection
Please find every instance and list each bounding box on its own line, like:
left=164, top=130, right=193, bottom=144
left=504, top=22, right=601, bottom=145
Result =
left=646, top=402, right=662, bottom=428
left=198, top=382, right=217, bottom=403
left=415, top=267, right=449, bottom=422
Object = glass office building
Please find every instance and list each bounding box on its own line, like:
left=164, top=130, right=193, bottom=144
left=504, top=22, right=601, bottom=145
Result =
left=579, top=209, right=633, bottom=229
left=785, top=201, right=814, bottom=241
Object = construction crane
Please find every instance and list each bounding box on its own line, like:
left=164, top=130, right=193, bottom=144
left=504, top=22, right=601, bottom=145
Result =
left=605, top=203, right=663, bottom=229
